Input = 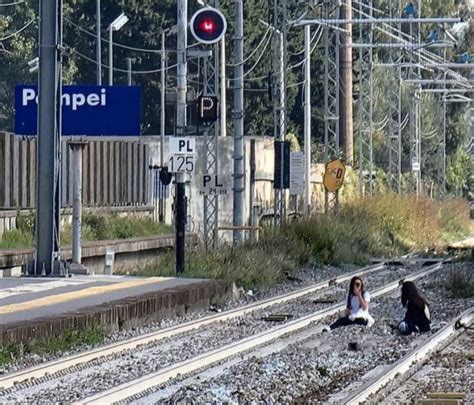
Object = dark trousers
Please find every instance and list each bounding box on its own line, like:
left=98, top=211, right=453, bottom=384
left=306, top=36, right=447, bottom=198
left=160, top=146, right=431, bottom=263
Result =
left=398, top=320, right=429, bottom=335
left=330, top=316, right=368, bottom=330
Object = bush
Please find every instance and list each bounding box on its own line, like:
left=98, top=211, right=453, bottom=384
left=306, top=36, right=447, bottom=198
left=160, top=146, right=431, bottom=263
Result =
left=135, top=232, right=311, bottom=290
left=0, top=229, right=34, bottom=249
left=283, top=195, right=470, bottom=265
left=0, top=212, right=173, bottom=249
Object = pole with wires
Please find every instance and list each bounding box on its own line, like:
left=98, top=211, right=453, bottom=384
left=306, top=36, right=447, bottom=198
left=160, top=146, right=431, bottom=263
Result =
left=175, top=0, right=187, bottom=275
left=35, top=0, right=60, bottom=276
left=233, top=0, right=244, bottom=243
left=304, top=24, right=311, bottom=215
left=339, top=0, right=353, bottom=166
left=96, top=0, right=101, bottom=85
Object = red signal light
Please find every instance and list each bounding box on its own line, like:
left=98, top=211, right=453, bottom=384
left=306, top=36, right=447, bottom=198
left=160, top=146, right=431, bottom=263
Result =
left=199, top=18, right=217, bottom=34
left=190, top=7, right=227, bottom=45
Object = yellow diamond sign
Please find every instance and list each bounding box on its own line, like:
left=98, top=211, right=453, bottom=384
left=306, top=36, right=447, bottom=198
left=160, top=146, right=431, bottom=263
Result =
left=323, top=159, right=346, bottom=192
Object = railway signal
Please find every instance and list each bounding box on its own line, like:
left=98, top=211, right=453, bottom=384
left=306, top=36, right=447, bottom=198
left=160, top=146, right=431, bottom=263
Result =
left=190, top=7, right=227, bottom=45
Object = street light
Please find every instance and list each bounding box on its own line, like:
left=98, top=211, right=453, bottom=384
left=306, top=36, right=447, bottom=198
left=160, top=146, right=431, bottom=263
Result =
left=28, top=57, right=39, bottom=73
left=108, top=12, right=129, bottom=85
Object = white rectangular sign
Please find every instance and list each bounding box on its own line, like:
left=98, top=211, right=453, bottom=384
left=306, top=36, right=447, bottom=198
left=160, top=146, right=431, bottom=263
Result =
left=169, top=137, right=196, bottom=155
left=168, top=155, right=195, bottom=173
left=168, top=137, right=196, bottom=173
left=198, top=173, right=230, bottom=196
left=290, top=151, right=305, bottom=195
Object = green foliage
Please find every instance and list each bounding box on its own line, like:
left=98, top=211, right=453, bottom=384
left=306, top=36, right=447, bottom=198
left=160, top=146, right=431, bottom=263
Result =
left=0, top=228, right=34, bottom=249
left=1, top=1, right=472, bottom=198
left=0, top=326, right=104, bottom=367
left=446, top=148, right=473, bottom=198
left=135, top=232, right=311, bottom=290
left=135, top=196, right=470, bottom=289
left=0, top=213, right=173, bottom=249
left=284, top=195, right=470, bottom=265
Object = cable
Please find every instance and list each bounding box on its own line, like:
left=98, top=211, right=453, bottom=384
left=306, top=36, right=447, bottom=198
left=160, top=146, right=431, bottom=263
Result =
left=421, top=128, right=438, bottom=138
left=287, top=80, right=305, bottom=88
left=65, top=43, right=177, bottom=74
left=353, top=4, right=468, bottom=83
left=226, top=27, right=271, bottom=67
left=0, top=0, right=25, bottom=5
left=228, top=33, right=272, bottom=82
left=400, top=114, right=410, bottom=131
left=285, top=26, right=324, bottom=72
left=0, top=18, right=35, bottom=42
left=288, top=27, right=321, bottom=56
left=64, top=18, right=199, bottom=54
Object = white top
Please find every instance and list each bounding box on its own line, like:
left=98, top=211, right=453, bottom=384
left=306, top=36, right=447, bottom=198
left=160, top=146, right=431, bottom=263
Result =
left=349, top=291, right=371, bottom=320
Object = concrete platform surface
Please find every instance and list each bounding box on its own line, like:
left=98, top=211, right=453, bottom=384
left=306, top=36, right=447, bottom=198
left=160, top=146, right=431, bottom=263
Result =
left=0, top=275, right=206, bottom=325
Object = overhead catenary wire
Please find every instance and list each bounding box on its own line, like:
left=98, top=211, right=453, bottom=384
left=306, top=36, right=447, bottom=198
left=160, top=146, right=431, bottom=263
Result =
left=0, top=18, right=35, bottom=42
left=65, top=44, right=177, bottom=74
left=0, top=0, right=25, bottom=6
left=226, top=26, right=271, bottom=67
left=64, top=18, right=203, bottom=53
left=352, top=0, right=468, bottom=84
left=288, top=26, right=321, bottom=56
left=286, top=26, right=324, bottom=72
left=228, top=32, right=272, bottom=82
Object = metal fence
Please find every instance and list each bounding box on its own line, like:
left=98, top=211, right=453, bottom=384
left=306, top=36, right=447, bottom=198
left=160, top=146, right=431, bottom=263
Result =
left=0, top=132, right=150, bottom=209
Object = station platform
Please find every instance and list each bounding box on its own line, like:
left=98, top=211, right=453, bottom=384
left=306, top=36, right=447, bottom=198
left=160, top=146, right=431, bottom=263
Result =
left=0, top=275, right=234, bottom=346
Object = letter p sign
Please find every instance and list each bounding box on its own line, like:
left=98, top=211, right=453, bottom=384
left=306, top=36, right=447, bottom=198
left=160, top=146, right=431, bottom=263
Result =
left=197, top=95, right=218, bottom=123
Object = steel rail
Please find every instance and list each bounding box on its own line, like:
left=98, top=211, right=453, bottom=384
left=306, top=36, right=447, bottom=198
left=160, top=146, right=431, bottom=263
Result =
left=0, top=262, right=390, bottom=390
left=78, top=261, right=444, bottom=404
left=343, top=307, right=473, bottom=405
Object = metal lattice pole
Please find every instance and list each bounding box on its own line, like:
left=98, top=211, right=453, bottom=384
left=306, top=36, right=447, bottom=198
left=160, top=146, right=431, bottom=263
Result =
left=387, top=1, right=402, bottom=193
left=437, top=30, right=448, bottom=197
left=203, top=36, right=220, bottom=251
left=323, top=0, right=340, bottom=212
left=272, top=0, right=286, bottom=227
left=357, top=0, right=374, bottom=196
left=407, top=2, right=422, bottom=195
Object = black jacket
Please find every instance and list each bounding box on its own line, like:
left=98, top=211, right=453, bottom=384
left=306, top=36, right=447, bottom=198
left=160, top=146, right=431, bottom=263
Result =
left=404, top=301, right=431, bottom=332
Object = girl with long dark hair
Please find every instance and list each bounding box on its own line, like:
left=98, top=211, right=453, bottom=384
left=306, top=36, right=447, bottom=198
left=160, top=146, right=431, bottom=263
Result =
left=398, top=281, right=431, bottom=335
left=324, top=276, right=375, bottom=331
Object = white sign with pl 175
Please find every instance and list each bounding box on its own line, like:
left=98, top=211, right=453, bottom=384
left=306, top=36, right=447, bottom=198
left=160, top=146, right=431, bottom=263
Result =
left=169, top=137, right=196, bottom=173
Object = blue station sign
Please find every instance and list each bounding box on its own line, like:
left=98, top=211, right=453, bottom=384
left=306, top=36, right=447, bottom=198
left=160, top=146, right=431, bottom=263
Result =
left=14, top=85, right=141, bottom=136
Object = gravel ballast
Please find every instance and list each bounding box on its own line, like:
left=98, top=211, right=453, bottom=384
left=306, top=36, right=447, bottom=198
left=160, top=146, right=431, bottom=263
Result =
left=150, top=263, right=473, bottom=404
left=0, top=265, right=418, bottom=402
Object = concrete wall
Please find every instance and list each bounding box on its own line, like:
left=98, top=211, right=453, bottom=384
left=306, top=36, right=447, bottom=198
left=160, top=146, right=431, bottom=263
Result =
left=0, top=134, right=332, bottom=244
left=144, top=136, right=328, bottom=243
left=0, top=234, right=197, bottom=276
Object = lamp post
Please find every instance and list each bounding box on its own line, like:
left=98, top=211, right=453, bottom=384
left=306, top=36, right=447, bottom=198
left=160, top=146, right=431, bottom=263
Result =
left=108, top=12, right=129, bottom=85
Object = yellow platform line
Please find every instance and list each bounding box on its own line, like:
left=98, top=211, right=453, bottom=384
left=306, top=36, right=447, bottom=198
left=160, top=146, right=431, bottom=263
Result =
left=0, top=277, right=172, bottom=315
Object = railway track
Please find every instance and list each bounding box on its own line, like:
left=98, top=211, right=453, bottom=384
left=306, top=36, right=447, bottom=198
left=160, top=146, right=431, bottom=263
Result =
left=76, top=260, right=445, bottom=404
left=342, top=308, right=473, bottom=405
left=0, top=260, right=389, bottom=390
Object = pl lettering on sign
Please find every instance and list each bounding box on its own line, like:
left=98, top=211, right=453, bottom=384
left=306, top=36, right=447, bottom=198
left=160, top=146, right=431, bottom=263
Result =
left=168, top=137, right=196, bottom=173
left=198, top=173, right=229, bottom=196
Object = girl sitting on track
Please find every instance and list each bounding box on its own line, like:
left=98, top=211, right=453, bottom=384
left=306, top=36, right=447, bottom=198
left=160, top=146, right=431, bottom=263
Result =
left=398, top=281, right=431, bottom=335
left=324, top=276, right=375, bottom=331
